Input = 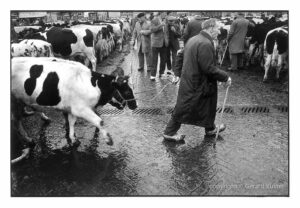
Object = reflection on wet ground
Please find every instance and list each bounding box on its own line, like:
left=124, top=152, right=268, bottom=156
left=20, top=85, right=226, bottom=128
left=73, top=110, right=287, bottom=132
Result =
left=11, top=43, right=288, bottom=196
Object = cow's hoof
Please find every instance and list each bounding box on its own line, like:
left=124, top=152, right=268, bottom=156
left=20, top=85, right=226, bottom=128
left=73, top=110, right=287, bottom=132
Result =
left=105, top=133, right=113, bottom=146
left=100, top=120, right=104, bottom=126
left=72, top=139, right=81, bottom=148
left=263, top=78, right=267, bottom=82
left=23, top=109, right=35, bottom=116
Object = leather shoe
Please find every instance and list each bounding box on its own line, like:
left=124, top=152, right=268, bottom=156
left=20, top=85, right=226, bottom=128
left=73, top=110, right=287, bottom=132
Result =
left=163, top=133, right=186, bottom=142
left=205, top=124, right=226, bottom=136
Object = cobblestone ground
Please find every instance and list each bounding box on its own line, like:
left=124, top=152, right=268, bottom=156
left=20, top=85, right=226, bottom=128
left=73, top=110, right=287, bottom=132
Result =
left=11, top=43, right=288, bottom=196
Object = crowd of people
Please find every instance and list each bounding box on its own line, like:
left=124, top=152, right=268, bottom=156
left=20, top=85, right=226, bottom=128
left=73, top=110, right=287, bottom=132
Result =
left=130, top=12, right=258, bottom=141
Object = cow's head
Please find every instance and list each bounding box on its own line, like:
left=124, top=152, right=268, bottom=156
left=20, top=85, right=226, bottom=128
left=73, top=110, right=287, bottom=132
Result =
left=110, top=75, right=137, bottom=110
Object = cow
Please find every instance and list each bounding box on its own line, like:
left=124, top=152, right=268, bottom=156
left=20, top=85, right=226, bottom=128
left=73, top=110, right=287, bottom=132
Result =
left=71, top=24, right=115, bottom=62
left=24, top=26, right=97, bottom=71
left=11, top=41, right=37, bottom=57
left=246, top=17, right=288, bottom=67
left=122, top=20, right=132, bottom=41
left=94, top=22, right=123, bottom=51
left=263, top=26, right=288, bottom=81
left=11, top=39, right=54, bottom=58
left=12, top=57, right=137, bottom=150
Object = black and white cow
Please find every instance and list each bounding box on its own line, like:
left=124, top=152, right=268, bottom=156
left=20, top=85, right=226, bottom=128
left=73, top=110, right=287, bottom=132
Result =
left=11, top=39, right=54, bottom=57
left=246, top=18, right=287, bottom=67
left=263, top=26, right=288, bottom=81
left=12, top=57, right=137, bottom=148
left=24, top=26, right=97, bottom=71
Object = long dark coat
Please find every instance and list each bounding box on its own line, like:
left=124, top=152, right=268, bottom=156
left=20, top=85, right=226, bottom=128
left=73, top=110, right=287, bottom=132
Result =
left=172, top=31, right=229, bottom=128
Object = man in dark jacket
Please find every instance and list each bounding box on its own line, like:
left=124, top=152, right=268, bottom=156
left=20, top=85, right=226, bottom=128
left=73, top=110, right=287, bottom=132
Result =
left=165, top=16, right=181, bottom=74
left=163, top=18, right=232, bottom=141
left=227, top=12, right=251, bottom=71
left=182, top=15, right=204, bottom=45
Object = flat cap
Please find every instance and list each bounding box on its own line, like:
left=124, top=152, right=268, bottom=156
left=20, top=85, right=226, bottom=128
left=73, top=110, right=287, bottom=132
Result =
left=137, top=13, right=145, bottom=18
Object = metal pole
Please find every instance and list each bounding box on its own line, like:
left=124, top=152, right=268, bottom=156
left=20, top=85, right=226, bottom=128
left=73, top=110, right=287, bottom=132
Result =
left=220, top=43, right=228, bottom=67
left=215, top=85, right=230, bottom=139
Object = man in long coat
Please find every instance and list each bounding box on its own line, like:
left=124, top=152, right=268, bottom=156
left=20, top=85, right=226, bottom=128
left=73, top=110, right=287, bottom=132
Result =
left=132, top=13, right=152, bottom=71
left=163, top=18, right=232, bottom=141
left=227, top=12, right=251, bottom=71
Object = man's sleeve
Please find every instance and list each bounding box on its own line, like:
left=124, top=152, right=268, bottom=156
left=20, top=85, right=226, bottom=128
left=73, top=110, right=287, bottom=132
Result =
left=173, top=49, right=184, bottom=77
left=173, top=23, right=182, bottom=38
left=150, top=19, right=163, bottom=33
left=197, top=43, right=229, bottom=82
left=132, top=22, right=137, bottom=41
left=227, top=21, right=236, bottom=42
left=183, top=23, right=190, bottom=44
left=142, top=22, right=152, bottom=36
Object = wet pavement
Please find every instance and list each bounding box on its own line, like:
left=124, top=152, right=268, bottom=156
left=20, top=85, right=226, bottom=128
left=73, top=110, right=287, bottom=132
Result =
left=11, top=42, right=288, bottom=196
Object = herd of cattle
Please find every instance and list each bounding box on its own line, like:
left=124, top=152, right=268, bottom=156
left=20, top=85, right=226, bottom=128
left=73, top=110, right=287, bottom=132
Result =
left=11, top=19, right=136, bottom=163
left=215, top=15, right=288, bottom=81
left=10, top=15, right=288, bottom=163
left=12, top=19, right=132, bottom=71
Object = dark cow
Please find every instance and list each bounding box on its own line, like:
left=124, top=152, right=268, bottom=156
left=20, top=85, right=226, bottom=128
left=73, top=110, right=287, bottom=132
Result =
left=12, top=57, right=137, bottom=148
left=216, top=24, right=230, bottom=64
left=24, top=26, right=97, bottom=71
left=263, top=26, right=288, bottom=81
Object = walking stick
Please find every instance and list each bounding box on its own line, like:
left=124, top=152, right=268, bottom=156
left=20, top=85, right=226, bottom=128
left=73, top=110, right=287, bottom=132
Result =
left=215, top=85, right=230, bottom=140
left=220, top=43, right=228, bottom=67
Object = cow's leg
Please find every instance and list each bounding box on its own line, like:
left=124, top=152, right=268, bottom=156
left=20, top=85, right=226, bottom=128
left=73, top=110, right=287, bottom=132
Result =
left=85, top=53, right=97, bottom=72
left=68, top=113, right=78, bottom=145
left=276, top=54, right=283, bottom=80
left=246, top=43, right=255, bottom=66
left=264, top=54, right=272, bottom=81
left=63, top=112, right=79, bottom=146
left=77, top=108, right=113, bottom=146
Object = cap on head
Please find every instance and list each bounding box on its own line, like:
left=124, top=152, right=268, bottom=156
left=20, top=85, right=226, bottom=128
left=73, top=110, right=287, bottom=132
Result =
left=137, top=12, right=145, bottom=18
left=201, top=18, right=217, bottom=30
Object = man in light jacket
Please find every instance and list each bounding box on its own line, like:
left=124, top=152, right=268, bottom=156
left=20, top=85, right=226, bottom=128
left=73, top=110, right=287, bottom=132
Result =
left=150, top=12, right=169, bottom=81
left=131, top=12, right=152, bottom=72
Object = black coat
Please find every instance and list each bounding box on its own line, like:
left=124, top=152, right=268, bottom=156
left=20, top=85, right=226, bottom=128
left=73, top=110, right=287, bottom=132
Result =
left=172, top=31, right=229, bottom=127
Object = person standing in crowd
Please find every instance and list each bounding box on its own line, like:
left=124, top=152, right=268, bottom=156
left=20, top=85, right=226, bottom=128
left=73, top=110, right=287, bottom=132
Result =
left=163, top=18, right=232, bottom=141
left=166, top=16, right=181, bottom=75
left=150, top=12, right=169, bottom=81
left=131, top=13, right=152, bottom=72
left=182, top=14, right=204, bottom=45
left=130, top=15, right=138, bottom=32
left=227, top=12, right=252, bottom=71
